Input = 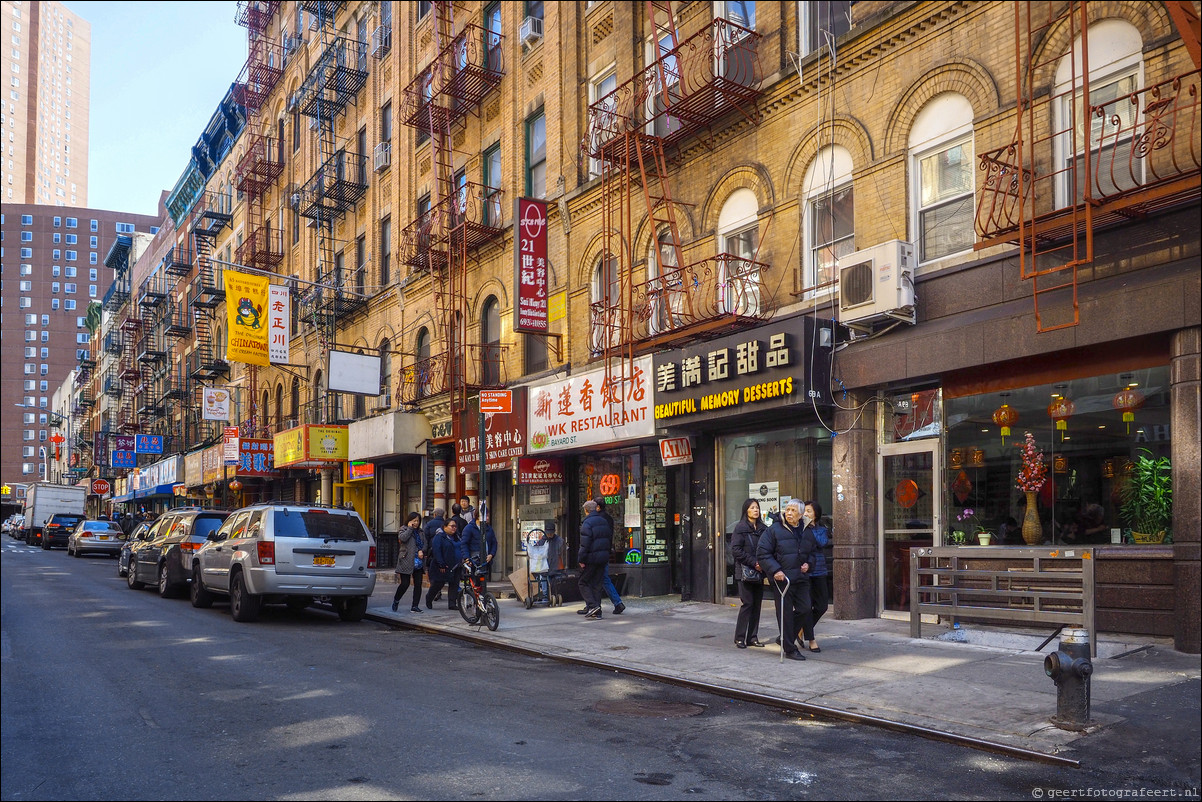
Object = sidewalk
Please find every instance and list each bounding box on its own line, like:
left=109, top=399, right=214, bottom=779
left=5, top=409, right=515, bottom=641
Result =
left=365, top=580, right=1201, bottom=765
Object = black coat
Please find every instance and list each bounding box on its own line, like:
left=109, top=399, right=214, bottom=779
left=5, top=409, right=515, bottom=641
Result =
left=757, top=519, right=818, bottom=582
left=427, top=530, right=459, bottom=582
left=577, top=510, right=613, bottom=566
left=731, top=517, right=767, bottom=571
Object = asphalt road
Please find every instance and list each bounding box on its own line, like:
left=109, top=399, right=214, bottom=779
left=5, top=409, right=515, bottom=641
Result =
left=2, top=537, right=1198, bottom=801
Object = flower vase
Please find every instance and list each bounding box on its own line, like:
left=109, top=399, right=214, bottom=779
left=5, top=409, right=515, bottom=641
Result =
left=1022, top=490, right=1042, bottom=545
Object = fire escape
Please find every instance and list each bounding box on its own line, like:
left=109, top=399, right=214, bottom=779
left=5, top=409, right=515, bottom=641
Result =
left=234, top=0, right=285, bottom=438
left=188, top=188, right=232, bottom=446
left=294, top=2, right=369, bottom=423
left=581, top=2, right=766, bottom=367
left=398, top=1, right=506, bottom=418
left=135, top=272, right=169, bottom=440
left=73, top=346, right=95, bottom=475
left=975, top=1, right=1201, bottom=331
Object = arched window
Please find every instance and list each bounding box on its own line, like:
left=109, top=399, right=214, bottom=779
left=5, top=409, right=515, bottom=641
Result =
left=379, top=339, right=392, bottom=406
left=803, top=145, right=854, bottom=294
left=1054, top=20, right=1144, bottom=207
left=290, top=378, right=300, bottom=424
left=717, top=188, right=761, bottom=316
left=481, top=297, right=501, bottom=386
left=261, top=389, right=270, bottom=435
left=353, top=349, right=367, bottom=419
left=909, top=92, right=975, bottom=263
left=649, top=229, right=684, bottom=334
left=416, top=326, right=431, bottom=398
left=275, top=383, right=284, bottom=431
left=313, top=369, right=324, bottom=423
left=590, top=253, right=621, bottom=353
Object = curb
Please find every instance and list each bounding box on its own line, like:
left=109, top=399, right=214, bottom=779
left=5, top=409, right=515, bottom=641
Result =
left=366, top=610, right=1080, bottom=768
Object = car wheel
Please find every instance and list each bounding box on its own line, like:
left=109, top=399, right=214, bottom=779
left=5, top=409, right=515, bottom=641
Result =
left=229, top=573, right=260, bottom=622
left=483, top=593, right=500, bottom=632
left=117, top=555, right=128, bottom=577
left=337, top=596, right=367, bottom=622
left=158, top=563, right=179, bottom=599
left=41, top=536, right=50, bottom=550
left=126, top=560, right=145, bottom=590
left=190, top=565, right=213, bottom=609
left=285, top=596, right=312, bottom=614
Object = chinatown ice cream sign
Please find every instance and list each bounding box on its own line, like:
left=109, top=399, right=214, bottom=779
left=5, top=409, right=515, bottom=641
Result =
left=527, top=355, right=654, bottom=453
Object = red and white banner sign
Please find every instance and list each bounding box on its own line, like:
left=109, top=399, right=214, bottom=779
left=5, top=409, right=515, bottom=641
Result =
left=268, top=284, right=290, bottom=364
left=527, top=356, right=654, bottom=453
left=513, top=198, right=549, bottom=333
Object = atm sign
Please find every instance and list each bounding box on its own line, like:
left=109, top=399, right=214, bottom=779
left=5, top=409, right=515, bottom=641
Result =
left=659, top=437, right=693, bottom=466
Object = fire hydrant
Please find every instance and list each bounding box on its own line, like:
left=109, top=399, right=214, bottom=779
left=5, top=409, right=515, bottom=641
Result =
left=1043, top=628, right=1093, bottom=731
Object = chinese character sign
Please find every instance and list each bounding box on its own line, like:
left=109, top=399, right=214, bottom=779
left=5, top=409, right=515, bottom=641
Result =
left=527, top=356, right=654, bottom=453
left=225, top=270, right=270, bottom=366
left=135, top=434, right=163, bottom=454
left=237, top=439, right=278, bottom=477
left=268, top=284, right=290, bottom=364
left=513, top=198, right=549, bottom=334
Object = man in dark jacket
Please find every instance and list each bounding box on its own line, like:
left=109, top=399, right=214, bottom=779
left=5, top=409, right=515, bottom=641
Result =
left=756, top=499, right=817, bottom=661
left=577, top=499, right=613, bottom=619
left=424, top=518, right=461, bottom=610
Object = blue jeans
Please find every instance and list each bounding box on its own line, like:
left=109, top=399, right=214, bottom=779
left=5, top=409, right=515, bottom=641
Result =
left=602, top=564, right=622, bottom=606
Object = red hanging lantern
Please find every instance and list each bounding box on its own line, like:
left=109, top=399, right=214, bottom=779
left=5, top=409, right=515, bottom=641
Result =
left=1047, top=397, right=1075, bottom=441
left=1113, top=387, right=1145, bottom=434
left=992, top=403, right=1019, bottom=445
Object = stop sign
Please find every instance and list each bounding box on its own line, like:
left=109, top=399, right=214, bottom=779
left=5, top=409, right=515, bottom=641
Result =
left=91, top=479, right=111, bottom=496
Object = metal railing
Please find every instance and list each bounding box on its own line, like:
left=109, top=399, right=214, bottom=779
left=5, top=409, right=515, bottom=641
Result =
left=910, top=546, right=1096, bottom=655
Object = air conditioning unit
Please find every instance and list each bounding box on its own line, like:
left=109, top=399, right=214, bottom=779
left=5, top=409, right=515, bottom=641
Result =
left=371, top=25, right=391, bottom=57
left=837, top=239, right=917, bottom=332
left=519, top=16, right=544, bottom=46
left=373, top=142, right=391, bottom=172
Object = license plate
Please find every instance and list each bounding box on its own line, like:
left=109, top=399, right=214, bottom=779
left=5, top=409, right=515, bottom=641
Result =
left=98, top=535, right=109, bottom=540
left=313, top=555, right=335, bottom=567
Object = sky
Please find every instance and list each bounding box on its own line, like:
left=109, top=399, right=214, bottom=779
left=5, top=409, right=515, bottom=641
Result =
left=63, top=1, right=249, bottom=217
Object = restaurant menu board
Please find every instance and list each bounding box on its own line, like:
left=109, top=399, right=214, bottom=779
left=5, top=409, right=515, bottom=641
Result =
left=643, top=463, right=669, bottom=564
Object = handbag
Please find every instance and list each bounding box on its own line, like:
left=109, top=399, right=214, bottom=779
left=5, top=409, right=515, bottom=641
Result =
left=740, top=563, right=763, bottom=582
left=413, top=555, right=424, bottom=571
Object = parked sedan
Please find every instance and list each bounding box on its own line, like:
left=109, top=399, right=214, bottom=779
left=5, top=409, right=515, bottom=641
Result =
left=117, top=522, right=153, bottom=578
left=42, top=513, right=86, bottom=550
left=127, top=508, right=231, bottom=598
left=67, top=519, right=127, bottom=558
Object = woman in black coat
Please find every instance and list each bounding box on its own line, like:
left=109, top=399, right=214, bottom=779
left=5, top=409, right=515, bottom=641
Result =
left=730, top=498, right=769, bottom=649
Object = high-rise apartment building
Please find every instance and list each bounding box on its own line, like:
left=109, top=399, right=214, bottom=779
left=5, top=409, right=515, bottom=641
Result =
left=1, top=0, right=90, bottom=205
left=0, top=204, right=159, bottom=486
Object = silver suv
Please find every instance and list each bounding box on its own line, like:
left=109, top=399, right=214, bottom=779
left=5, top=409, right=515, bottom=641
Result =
left=190, top=504, right=376, bottom=622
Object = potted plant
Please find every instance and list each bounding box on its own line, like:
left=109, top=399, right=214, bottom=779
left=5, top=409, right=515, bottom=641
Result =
left=1120, top=448, right=1172, bottom=544
left=954, top=508, right=990, bottom=545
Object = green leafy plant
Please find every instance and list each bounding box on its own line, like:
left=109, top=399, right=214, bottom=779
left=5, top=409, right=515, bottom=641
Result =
left=1120, top=449, right=1172, bottom=538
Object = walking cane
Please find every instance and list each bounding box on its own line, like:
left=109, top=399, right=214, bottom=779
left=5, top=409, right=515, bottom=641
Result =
left=777, top=574, right=791, bottom=664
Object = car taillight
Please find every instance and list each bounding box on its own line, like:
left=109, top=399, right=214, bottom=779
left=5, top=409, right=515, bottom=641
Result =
left=179, top=542, right=201, bottom=553
left=368, top=546, right=377, bottom=569
left=257, top=541, right=275, bottom=565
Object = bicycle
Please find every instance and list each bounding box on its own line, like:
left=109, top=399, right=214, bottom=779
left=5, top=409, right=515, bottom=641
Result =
left=456, top=559, right=500, bottom=631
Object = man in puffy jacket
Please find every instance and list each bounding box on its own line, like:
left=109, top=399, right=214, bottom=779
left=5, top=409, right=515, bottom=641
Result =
left=424, top=519, right=461, bottom=610
left=577, top=499, right=613, bottom=619
left=459, top=513, right=498, bottom=582
left=756, top=499, right=817, bottom=662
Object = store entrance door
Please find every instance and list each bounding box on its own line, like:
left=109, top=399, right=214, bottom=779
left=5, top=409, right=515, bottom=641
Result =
left=878, top=440, right=941, bottom=613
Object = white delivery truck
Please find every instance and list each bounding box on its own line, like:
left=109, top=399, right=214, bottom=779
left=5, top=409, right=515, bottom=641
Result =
left=21, top=483, right=87, bottom=545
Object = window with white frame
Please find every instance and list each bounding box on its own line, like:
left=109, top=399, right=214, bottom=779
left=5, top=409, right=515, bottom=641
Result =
left=803, top=144, right=854, bottom=293
left=588, top=67, right=617, bottom=179
left=799, top=1, right=851, bottom=58
left=717, top=189, right=761, bottom=316
left=648, top=229, right=684, bottom=334
left=1054, top=20, right=1144, bottom=208
left=909, top=92, right=975, bottom=263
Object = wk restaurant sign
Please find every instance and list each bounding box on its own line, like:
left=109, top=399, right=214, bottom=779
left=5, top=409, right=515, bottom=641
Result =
left=456, top=388, right=528, bottom=474
left=651, top=316, right=833, bottom=426
left=513, top=198, right=548, bottom=334
left=527, top=355, right=655, bottom=453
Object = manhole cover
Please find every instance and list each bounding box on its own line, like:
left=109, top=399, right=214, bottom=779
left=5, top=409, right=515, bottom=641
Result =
left=593, top=699, right=706, bottom=718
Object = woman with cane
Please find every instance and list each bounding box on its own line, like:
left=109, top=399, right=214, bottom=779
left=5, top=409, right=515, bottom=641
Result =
left=756, top=499, right=817, bottom=663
